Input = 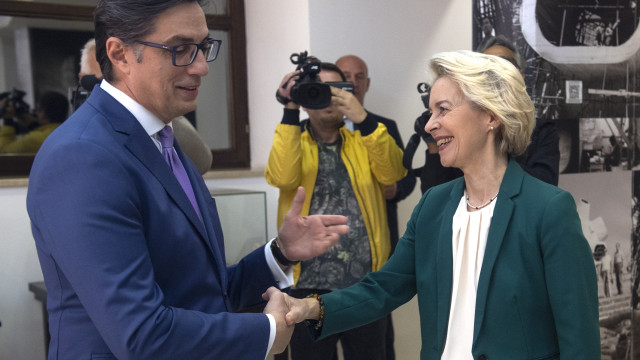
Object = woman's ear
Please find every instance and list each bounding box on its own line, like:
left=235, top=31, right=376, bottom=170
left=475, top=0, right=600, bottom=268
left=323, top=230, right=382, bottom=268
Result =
left=486, top=110, right=499, bottom=131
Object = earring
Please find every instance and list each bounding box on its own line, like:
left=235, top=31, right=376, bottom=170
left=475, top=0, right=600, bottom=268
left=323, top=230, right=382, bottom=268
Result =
left=490, top=126, right=494, bottom=131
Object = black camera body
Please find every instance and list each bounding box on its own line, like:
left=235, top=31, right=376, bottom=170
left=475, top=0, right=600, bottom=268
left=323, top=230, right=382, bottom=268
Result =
left=71, top=75, right=102, bottom=112
left=288, top=51, right=333, bottom=109
left=326, top=81, right=354, bottom=94
left=403, top=82, right=433, bottom=171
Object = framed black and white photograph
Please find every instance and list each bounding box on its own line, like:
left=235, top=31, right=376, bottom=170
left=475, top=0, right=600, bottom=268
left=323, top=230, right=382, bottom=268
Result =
left=566, top=80, right=583, bottom=104
left=474, top=1, right=640, bottom=358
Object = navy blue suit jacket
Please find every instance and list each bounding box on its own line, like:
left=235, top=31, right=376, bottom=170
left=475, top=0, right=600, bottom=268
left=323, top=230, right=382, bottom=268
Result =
left=27, top=86, right=277, bottom=359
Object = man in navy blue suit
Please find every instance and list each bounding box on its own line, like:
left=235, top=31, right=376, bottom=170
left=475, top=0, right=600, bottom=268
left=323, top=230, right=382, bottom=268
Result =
left=26, top=1, right=348, bottom=359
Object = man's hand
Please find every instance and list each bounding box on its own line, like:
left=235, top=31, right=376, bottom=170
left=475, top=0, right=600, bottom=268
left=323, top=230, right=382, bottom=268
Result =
left=262, top=287, right=320, bottom=327
left=277, top=187, right=348, bottom=262
left=381, top=183, right=398, bottom=200
left=427, top=142, right=439, bottom=154
left=330, top=87, right=367, bottom=123
left=277, top=71, right=301, bottom=109
left=262, top=287, right=294, bottom=354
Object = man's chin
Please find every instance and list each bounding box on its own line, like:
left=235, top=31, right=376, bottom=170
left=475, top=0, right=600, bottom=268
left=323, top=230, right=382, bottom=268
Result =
left=177, top=103, right=198, bottom=117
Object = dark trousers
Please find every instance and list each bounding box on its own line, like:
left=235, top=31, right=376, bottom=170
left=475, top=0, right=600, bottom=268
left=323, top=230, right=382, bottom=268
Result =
left=289, top=289, right=388, bottom=360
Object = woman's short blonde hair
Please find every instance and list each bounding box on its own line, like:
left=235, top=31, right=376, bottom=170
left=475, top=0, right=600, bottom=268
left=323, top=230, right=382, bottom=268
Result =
left=429, top=50, right=535, bottom=156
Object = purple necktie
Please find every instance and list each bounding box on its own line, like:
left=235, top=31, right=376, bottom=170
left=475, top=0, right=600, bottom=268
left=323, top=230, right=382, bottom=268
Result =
left=158, top=125, right=202, bottom=220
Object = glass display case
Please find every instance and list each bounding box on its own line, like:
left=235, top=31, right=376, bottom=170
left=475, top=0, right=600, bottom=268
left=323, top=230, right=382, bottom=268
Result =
left=211, top=189, right=268, bottom=265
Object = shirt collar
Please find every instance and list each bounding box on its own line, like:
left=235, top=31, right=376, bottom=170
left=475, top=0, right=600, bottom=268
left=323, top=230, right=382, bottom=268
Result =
left=100, top=80, right=169, bottom=136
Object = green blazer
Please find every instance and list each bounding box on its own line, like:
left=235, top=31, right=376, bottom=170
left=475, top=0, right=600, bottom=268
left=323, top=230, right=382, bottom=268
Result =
left=320, top=160, right=599, bottom=360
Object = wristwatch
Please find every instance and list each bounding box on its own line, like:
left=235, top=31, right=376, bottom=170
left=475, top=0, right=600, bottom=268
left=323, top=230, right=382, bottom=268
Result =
left=270, top=238, right=300, bottom=266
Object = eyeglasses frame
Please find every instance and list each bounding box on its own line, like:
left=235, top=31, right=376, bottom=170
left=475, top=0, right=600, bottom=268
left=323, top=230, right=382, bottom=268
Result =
left=136, top=38, right=222, bottom=67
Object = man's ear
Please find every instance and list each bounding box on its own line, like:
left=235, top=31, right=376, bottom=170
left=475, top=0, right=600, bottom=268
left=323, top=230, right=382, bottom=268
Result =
left=105, top=37, right=131, bottom=78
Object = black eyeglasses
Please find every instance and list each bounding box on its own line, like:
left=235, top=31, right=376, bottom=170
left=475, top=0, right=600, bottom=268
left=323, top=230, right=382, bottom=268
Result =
left=136, top=38, right=222, bottom=67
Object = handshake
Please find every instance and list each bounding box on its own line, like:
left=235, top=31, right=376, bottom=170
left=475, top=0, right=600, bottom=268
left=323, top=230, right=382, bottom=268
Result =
left=262, top=186, right=348, bottom=354
left=262, top=287, right=321, bottom=354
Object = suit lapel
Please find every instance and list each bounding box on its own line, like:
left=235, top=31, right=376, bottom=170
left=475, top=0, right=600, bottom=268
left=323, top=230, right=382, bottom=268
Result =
left=88, top=87, right=218, bottom=260
left=125, top=133, right=209, bottom=238
left=473, top=160, right=523, bottom=343
left=174, top=141, right=229, bottom=287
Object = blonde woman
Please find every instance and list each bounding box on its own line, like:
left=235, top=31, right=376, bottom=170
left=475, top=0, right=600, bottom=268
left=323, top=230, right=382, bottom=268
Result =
left=267, top=50, right=599, bottom=360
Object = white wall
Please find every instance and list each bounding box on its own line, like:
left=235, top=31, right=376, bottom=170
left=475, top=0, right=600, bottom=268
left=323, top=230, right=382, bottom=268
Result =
left=0, top=186, right=47, bottom=360
left=0, top=1, right=472, bottom=358
left=245, top=0, right=311, bottom=172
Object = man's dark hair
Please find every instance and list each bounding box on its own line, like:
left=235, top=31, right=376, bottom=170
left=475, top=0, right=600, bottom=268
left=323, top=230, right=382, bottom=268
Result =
left=94, top=0, right=205, bottom=82
left=320, top=62, right=346, bottom=81
left=38, top=91, right=69, bottom=124
left=477, top=34, right=526, bottom=72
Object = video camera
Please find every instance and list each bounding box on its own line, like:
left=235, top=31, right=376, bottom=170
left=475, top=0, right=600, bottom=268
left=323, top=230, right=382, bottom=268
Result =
left=284, top=51, right=353, bottom=109
left=71, top=75, right=101, bottom=112
left=0, top=88, right=31, bottom=119
left=403, top=82, right=463, bottom=194
left=403, top=82, right=433, bottom=173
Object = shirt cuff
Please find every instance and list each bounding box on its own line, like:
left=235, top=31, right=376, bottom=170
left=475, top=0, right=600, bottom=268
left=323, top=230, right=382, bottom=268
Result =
left=281, top=108, right=301, bottom=125
left=264, top=238, right=294, bottom=289
left=265, top=313, right=276, bottom=359
left=357, top=113, right=378, bottom=136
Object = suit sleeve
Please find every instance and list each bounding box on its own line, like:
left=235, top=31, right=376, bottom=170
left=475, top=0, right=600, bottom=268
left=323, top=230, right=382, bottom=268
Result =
left=28, top=140, right=270, bottom=360
left=317, top=193, right=429, bottom=338
left=541, top=191, right=600, bottom=358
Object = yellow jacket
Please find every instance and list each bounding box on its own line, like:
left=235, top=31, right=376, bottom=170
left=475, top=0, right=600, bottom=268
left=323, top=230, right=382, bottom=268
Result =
left=265, top=111, right=407, bottom=283
left=0, top=123, right=60, bottom=153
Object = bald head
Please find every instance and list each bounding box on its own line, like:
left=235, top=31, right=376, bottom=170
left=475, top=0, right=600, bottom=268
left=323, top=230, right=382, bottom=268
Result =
left=336, top=54, right=370, bottom=105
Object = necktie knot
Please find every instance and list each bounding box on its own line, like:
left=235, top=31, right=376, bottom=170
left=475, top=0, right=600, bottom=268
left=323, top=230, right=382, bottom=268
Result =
left=158, top=126, right=174, bottom=149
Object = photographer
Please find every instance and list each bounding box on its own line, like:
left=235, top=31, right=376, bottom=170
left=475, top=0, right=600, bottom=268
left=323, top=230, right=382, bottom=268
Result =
left=265, top=57, right=406, bottom=360
left=0, top=89, right=34, bottom=135
left=0, top=91, right=67, bottom=153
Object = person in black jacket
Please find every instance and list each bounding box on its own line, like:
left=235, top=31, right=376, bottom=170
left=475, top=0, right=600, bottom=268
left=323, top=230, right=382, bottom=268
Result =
left=480, top=36, right=559, bottom=185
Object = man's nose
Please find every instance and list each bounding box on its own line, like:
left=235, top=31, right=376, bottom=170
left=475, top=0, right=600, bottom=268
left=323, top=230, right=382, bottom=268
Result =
left=188, top=50, right=209, bottom=76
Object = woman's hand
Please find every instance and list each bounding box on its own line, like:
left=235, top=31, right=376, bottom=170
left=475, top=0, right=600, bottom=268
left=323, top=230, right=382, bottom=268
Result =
left=285, top=296, right=320, bottom=326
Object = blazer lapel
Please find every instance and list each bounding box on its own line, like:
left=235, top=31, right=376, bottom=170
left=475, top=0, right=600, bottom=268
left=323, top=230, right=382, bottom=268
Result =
left=126, top=133, right=209, bottom=237
left=473, top=160, right=524, bottom=343
left=89, top=87, right=212, bottom=254
left=174, top=141, right=229, bottom=287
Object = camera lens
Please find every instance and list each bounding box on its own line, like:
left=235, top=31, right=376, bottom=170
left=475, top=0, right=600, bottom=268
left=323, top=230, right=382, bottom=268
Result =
left=290, top=82, right=331, bottom=109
